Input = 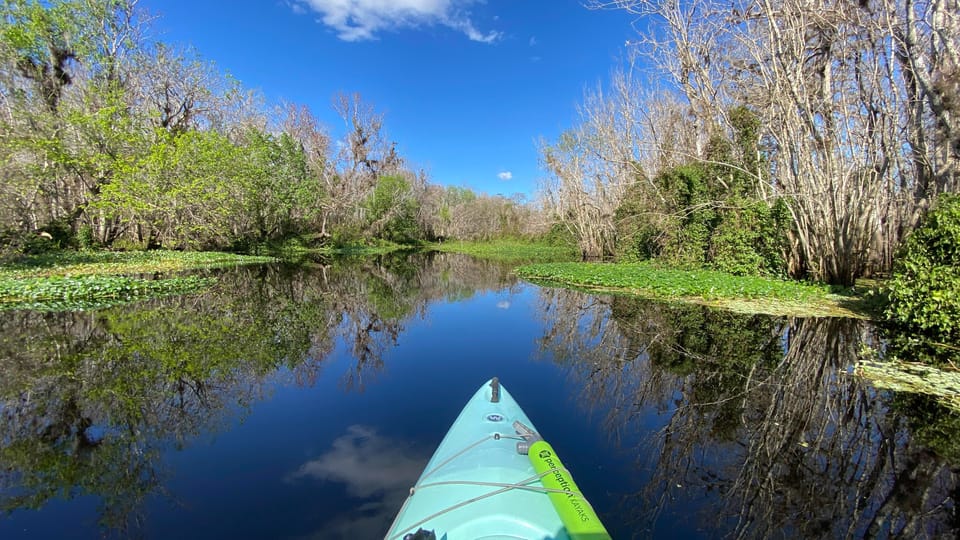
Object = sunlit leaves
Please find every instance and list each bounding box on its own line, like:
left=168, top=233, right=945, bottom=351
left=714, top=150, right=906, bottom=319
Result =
left=0, top=274, right=213, bottom=311
left=884, top=194, right=960, bottom=362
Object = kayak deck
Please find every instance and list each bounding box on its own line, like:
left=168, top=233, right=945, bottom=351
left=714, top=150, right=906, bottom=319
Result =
left=385, top=379, right=595, bottom=540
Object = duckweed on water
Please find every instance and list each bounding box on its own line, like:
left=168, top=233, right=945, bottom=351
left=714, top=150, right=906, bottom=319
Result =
left=0, top=250, right=276, bottom=279
left=856, top=359, right=960, bottom=413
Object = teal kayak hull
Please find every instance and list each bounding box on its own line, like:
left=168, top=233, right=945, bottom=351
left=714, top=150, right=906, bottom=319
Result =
left=385, top=379, right=599, bottom=540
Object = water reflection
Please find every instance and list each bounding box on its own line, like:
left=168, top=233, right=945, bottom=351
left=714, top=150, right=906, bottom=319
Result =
left=0, top=253, right=516, bottom=537
left=1, top=254, right=957, bottom=538
left=536, top=288, right=959, bottom=538
left=289, top=425, right=428, bottom=539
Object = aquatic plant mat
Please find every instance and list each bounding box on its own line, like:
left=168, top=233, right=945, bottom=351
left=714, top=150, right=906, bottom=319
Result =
left=429, top=241, right=578, bottom=264
left=0, top=275, right=214, bottom=311
left=0, top=251, right=276, bottom=279
left=516, top=262, right=869, bottom=318
left=0, top=251, right=274, bottom=311
left=856, top=360, right=960, bottom=412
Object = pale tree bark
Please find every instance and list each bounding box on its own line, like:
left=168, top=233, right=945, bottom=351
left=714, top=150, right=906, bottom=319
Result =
left=589, top=0, right=958, bottom=284
left=331, top=92, right=402, bottom=232
left=539, top=85, right=637, bottom=259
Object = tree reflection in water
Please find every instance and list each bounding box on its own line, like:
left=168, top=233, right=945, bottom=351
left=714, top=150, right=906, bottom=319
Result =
left=0, top=252, right=515, bottom=536
left=535, top=288, right=958, bottom=538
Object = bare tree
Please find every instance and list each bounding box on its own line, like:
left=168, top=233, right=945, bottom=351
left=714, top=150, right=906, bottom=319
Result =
left=328, top=92, right=403, bottom=233
left=589, top=0, right=960, bottom=284
left=539, top=83, right=638, bottom=259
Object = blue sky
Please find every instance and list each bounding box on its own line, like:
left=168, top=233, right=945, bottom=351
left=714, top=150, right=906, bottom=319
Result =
left=139, top=1, right=637, bottom=197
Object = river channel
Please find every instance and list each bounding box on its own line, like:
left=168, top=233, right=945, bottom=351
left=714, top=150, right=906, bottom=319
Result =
left=0, top=252, right=957, bottom=538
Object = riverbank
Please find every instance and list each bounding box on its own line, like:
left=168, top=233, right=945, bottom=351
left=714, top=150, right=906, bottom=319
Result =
left=516, top=261, right=874, bottom=319
left=0, top=250, right=276, bottom=310
left=427, top=240, right=578, bottom=263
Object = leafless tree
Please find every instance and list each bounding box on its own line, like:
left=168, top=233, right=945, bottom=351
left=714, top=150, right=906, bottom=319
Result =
left=588, top=0, right=960, bottom=284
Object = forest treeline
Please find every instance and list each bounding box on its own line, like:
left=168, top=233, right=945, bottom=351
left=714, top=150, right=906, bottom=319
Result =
left=2, top=0, right=958, bottom=293
left=0, top=0, right=548, bottom=255
left=540, top=0, right=959, bottom=286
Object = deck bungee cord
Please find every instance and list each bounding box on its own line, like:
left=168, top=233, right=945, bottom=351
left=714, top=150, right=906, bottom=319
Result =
left=385, top=379, right=611, bottom=540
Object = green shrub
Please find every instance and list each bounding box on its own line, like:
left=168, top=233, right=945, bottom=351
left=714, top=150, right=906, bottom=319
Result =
left=541, top=222, right=577, bottom=249
left=710, top=199, right=789, bottom=277
left=884, top=193, right=960, bottom=349
left=77, top=225, right=96, bottom=250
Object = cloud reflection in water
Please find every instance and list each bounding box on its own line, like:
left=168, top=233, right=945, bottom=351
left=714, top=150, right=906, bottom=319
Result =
left=289, top=425, right=428, bottom=539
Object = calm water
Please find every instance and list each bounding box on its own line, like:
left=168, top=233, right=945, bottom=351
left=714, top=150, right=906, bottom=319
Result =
left=0, top=252, right=957, bottom=539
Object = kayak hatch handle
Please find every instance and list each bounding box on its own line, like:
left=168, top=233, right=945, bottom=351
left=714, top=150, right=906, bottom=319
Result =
left=513, top=420, right=542, bottom=455
left=490, top=377, right=500, bottom=403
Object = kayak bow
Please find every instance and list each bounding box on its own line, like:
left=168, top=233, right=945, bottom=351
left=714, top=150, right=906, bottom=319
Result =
left=385, top=378, right=611, bottom=540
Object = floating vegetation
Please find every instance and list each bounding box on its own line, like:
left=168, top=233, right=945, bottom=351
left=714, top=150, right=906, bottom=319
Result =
left=0, top=250, right=272, bottom=311
left=856, top=359, right=960, bottom=412
left=516, top=261, right=868, bottom=318
left=0, top=250, right=276, bottom=280
left=0, top=275, right=215, bottom=311
left=429, top=240, right=578, bottom=264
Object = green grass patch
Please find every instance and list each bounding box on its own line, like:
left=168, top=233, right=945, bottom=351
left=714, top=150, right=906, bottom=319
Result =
left=0, top=274, right=214, bottom=311
left=0, top=250, right=276, bottom=279
left=428, top=240, right=579, bottom=264
left=0, top=250, right=273, bottom=311
left=516, top=261, right=870, bottom=318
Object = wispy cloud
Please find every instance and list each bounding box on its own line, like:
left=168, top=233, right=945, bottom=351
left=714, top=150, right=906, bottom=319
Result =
left=529, top=36, right=537, bottom=46
left=496, top=300, right=511, bottom=309
left=294, top=0, right=501, bottom=43
left=497, top=171, right=513, bottom=180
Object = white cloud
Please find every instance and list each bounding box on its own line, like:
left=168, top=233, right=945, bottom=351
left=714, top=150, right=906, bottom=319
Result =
left=287, top=1, right=306, bottom=15
left=529, top=36, right=537, bottom=46
left=496, top=300, right=510, bottom=309
left=295, top=0, right=501, bottom=43
left=497, top=171, right=512, bottom=180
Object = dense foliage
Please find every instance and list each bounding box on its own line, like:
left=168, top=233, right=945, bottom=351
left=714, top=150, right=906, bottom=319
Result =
left=615, top=161, right=790, bottom=276
left=0, top=0, right=547, bottom=258
left=884, top=194, right=960, bottom=348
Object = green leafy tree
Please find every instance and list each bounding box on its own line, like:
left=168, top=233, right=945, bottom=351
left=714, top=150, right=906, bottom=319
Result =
left=236, top=129, right=320, bottom=245
left=363, top=174, right=420, bottom=243
left=97, top=129, right=243, bottom=249
left=884, top=194, right=960, bottom=355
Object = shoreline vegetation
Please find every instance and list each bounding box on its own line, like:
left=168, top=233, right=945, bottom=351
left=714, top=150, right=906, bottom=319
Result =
left=515, top=261, right=873, bottom=319
left=3, top=243, right=958, bottom=411
left=0, top=243, right=870, bottom=316
left=0, top=250, right=276, bottom=311
left=427, top=240, right=578, bottom=264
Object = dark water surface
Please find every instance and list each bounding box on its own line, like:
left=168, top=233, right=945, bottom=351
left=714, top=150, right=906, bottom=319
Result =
left=1, top=252, right=957, bottom=539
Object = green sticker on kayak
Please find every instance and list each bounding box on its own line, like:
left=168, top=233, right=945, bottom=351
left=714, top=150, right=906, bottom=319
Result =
left=528, top=440, right=611, bottom=540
